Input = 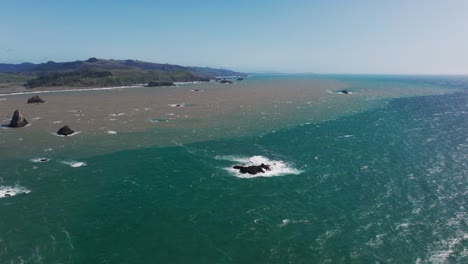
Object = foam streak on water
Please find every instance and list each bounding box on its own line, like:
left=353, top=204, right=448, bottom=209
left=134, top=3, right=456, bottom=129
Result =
left=30, top=157, right=50, bottom=163
left=61, top=161, right=87, bottom=168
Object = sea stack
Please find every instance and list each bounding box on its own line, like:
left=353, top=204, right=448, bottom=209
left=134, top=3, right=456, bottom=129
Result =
left=8, top=110, right=29, bottom=128
left=27, top=96, right=46, bottom=104
left=233, top=163, right=271, bottom=175
left=57, top=125, right=75, bottom=136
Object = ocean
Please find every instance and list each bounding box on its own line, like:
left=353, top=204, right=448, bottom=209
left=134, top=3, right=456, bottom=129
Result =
left=0, top=75, right=467, bottom=263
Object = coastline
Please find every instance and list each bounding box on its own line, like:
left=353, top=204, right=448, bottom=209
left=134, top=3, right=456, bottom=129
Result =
left=0, top=85, right=146, bottom=97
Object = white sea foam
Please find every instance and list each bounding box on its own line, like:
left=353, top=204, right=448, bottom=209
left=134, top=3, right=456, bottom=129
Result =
left=61, top=161, right=87, bottom=168
left=51, top=131, right=81, bottom=137
left=1, top=123, right=31, bottom=129
left=280, top=219, right=291, bottom=227
left=428, top=233, right=467, bottom=263
left=327, top=90, right=354, bottom=95
left=216, top=155, right=301, bottom=178
left=337, top=135, right=354, bottom=139
left=150, top=118, right=168, bottom=123
left=0, top=185, right=31, bottom=198
left=51, top=121, right=62, bottom=124
left=30, top=157, right=51, bottom=163
left=279, top=218, right=310, bottom=227
left=106, top=130, right=117, bottom=135
left=169, top=103, right=187, bottom=107
left=109, top=113, right=126, bottom=117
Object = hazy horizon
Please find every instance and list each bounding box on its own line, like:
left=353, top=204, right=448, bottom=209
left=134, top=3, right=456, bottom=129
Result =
left=2, top=0, right=468, bottom=75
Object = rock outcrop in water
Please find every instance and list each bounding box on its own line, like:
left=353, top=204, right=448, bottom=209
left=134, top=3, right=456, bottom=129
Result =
left=8, top=110, right=29, bottom=128
left=220, top=80, right=233, bottom=84
left=237, top=77, right=244, bottom=81
left=147, top=81, right=175, bottom=87
left=57, top=125, right=75, bottom=136
left=233, top=163, right=271, bottom=175
left=340, top=90, right=350, bottom=94
left=27, top=95, right=46, bottom=104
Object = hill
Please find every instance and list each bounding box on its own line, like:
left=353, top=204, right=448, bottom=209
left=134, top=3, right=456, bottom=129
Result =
left=0, top=58, right=245, bottom=88
left=0, top=73, right=35, bottom=83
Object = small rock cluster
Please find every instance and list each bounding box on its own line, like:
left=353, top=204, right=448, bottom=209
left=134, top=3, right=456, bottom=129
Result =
left=6, top=96, right=76, bottom=136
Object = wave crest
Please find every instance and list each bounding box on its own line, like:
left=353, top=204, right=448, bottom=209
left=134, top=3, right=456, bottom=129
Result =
left=61, top=161, right=87, bottom=168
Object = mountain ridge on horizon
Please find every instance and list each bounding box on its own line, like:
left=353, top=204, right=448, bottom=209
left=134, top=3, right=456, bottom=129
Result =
left=0, top=58, right=246, bottom=88
left=0, top=57, right=244, bottom=76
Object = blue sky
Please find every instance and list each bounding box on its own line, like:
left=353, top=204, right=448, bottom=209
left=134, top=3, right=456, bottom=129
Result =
left=1, top=0, right=467, bottom=74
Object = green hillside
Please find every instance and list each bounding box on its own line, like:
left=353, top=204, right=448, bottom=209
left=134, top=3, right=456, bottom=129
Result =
left=0, top=58, right=245, bottom=88
left=24, top=69, right=207, bottom=88
left=0, top=73, right=34, bottom=83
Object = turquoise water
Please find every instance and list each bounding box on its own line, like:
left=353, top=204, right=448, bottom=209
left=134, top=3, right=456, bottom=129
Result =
left=0, top=76, right=467, bottom=263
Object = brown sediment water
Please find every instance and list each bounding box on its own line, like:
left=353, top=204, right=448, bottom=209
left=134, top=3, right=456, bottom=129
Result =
left=0, top=78, right=449, bottom=158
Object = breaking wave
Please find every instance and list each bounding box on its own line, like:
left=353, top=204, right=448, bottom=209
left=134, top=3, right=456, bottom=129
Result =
left=216, top=155, right=302, bottom=178
left=0, top=185, right=31, bottom=198
left=61, top=161, right=87, bottom=168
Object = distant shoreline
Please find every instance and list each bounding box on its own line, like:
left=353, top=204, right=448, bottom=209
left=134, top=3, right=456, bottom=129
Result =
left=0, top=76, right=250, bottom=96
left=0, top=85, right=146, bottom=97
left=0, top=81, right=212, bottom=97
left=0, top=58, right=246, bottom=89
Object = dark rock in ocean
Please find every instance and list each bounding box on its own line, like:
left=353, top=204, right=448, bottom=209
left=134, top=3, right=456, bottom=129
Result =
left=237, top=77, right=244, bottom=81
left=147, top=81, right=175, bottom=87
left=220, top=80, right=233, bottom=84
left=27, top=95, right=46, bottom=104
left=233, top=163, right=271, bottom=175
left=57, top=125, right=75, bottom=136
left=8, top=110, right=29, bottom=128
left=340, top=90, right=350, bottom=94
